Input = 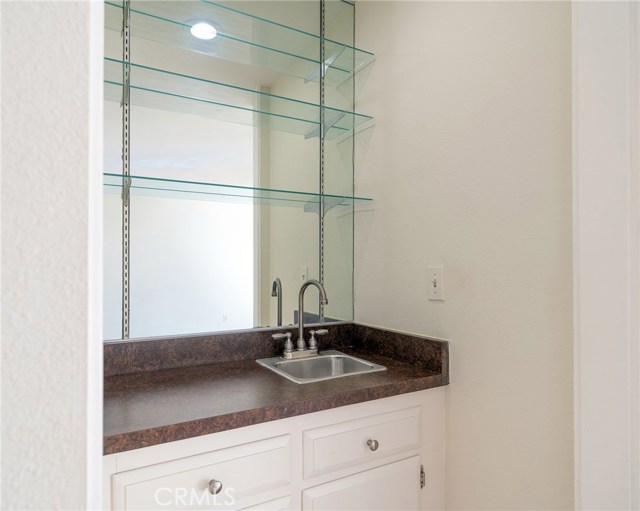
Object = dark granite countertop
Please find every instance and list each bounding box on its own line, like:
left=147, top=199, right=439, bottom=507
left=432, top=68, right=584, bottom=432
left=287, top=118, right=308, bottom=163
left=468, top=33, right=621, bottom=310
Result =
left=104, top=324, right=449, bottom=454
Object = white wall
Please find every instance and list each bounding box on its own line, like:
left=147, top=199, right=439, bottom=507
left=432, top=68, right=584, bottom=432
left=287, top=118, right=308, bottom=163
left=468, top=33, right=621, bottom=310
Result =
left=573, top=2, right=640, bottom=509
left=355, top=2, right=573, bottom=509
left=1, top=1, right=103, bottom=509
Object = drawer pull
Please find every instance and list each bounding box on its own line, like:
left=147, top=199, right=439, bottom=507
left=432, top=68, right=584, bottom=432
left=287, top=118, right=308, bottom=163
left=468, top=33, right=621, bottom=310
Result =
left=367, top=439, right=379, bottom=451
left=208, top=479, right=223, bottom=495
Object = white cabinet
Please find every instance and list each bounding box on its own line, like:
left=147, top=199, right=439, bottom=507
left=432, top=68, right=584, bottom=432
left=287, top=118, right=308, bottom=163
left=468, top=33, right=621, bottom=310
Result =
left=302, top=456, right=420, bottom=511
left=104, top=388, right=445, bottom=511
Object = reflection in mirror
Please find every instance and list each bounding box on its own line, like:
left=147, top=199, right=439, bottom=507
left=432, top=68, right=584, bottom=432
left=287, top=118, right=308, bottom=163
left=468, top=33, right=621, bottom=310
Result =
left=103, top=0, right=363, bottom=340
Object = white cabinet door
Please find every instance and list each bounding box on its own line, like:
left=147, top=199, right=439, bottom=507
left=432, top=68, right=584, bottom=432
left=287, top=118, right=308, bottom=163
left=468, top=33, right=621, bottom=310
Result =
left=302, top=456, right=420, bottom=511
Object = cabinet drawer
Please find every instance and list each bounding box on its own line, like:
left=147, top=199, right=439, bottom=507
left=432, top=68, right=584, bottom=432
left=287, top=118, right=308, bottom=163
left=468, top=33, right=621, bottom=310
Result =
left=303, top=407, right=420, bottom=479
left=111, top=435, right=290, bottom=510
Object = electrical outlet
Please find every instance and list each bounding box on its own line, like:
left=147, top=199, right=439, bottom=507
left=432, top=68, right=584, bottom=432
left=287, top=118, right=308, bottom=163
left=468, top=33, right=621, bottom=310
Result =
left=300, top=266, right=308, bottom=282
left=428, top=265, right=444, bottom=301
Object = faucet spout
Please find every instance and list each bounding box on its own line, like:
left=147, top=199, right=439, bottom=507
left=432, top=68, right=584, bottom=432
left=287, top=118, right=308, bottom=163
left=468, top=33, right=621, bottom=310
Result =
left=297, top=279, right=328, bottom=350
left=271, top=277, right=282, bottom=326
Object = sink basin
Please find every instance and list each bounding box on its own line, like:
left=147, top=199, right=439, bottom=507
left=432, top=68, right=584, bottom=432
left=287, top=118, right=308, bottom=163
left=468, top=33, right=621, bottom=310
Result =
left=256, top=350, right=386, bottom=384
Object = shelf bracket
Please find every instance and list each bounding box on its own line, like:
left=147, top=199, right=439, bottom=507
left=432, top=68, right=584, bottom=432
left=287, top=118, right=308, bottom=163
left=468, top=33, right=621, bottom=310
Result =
left=303, top=110, right=347, bottom=140
left=303, top=124, right=321, bottom=140
left=304, top=196, right=345, bottom=217
left=333, top=56, right=377, bottom=90
left=304, top=45, right=347, bottom=84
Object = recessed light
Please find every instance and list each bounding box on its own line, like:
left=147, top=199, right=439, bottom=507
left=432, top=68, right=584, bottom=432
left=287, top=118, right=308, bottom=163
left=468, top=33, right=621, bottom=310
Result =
left=190, top=22, right=217, bottom=40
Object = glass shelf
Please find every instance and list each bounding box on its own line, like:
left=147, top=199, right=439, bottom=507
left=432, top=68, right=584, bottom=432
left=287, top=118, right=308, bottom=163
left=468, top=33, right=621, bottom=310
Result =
left=104, top=58, right=372, bottom=139
left=104, top=173, right=372, bottom=210
left=105, top=0, right=375, bottom=87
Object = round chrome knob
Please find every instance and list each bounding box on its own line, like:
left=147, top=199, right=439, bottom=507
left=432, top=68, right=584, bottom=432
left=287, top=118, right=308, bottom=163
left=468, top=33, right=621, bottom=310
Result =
left=208, top=479, right=223, bottom=495
left=367, top=439, right=379, bottom=451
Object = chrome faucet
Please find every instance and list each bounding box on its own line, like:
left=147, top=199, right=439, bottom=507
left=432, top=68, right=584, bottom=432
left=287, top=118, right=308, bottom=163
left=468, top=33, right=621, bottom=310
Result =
left=297, top=279, right=328, bottom=351
left=271, top=277, right=282, bottom=327
left=271, top=279, right=329, bottom=360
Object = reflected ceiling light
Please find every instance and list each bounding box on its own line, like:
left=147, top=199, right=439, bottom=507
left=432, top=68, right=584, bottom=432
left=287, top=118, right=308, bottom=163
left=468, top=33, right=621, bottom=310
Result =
left=190, top=22, right=217, bottom=40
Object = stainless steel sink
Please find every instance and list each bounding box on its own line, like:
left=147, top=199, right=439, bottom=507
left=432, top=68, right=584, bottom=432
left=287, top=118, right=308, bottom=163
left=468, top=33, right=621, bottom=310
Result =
left=256, top=350, right=386, bottom=384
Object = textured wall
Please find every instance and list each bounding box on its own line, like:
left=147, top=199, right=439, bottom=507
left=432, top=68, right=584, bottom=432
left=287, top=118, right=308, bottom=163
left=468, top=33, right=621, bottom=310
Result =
left=1, top=2, right=102, bottom=509
left=355, top=2, right=573, bottom=509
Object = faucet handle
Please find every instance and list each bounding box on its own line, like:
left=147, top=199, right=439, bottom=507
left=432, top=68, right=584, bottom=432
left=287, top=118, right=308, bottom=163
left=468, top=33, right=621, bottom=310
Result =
left=272, top=332, right=294, bottom=353
left=309, top=328, right=329, bottom=349
left=308, top=329, right=328, bottom=349
left=308, top=330, right=317, bottom=349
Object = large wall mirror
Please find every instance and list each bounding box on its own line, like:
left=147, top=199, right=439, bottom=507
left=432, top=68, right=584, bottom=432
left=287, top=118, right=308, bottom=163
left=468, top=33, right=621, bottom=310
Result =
left=103, top=0, right=373, bottom=340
